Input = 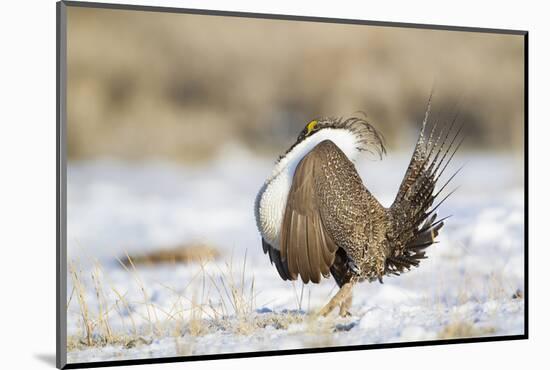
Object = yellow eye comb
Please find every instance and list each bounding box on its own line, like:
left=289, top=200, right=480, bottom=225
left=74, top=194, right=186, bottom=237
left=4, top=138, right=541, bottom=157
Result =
left=306, top=120, right=318, bottom=135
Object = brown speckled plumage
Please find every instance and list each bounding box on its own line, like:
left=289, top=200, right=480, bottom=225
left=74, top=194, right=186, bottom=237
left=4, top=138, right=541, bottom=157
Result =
left=312, top=140, right=389, bottom=282
left=259, top=97, right=463, bottom=315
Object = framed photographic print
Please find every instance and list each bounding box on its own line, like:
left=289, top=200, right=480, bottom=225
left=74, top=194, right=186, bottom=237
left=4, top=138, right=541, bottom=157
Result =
left=56, top=1, right=528, bottom=368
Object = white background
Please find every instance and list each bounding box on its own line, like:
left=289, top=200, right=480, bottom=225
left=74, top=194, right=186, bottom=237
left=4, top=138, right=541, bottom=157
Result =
left=0, top=0, right=545, bottom=368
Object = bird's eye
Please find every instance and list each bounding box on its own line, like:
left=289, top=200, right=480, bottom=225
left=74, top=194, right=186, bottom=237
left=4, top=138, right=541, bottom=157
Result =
left=306, top=120, right=318, bottom=136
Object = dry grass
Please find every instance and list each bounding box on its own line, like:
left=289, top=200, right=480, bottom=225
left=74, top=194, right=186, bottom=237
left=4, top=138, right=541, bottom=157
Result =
left=67, top=249, right=522, bottom=355
left=120, top=243, right=219, bottom=266
left=67, top=249, right=357, bottom=355
left=69, top=263, right=93, bottom=346
left=67, top=251, right=302, bottom=352
left=438, top=321, right=496, bottom=339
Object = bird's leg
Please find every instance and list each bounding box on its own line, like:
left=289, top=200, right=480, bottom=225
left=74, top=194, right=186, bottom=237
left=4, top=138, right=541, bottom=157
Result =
left=338, top=291, right=353, bottom=317
left=319, top=281, right=355, bottom=317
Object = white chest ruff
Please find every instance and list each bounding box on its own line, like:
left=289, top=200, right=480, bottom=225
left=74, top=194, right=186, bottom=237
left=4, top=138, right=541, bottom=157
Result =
left=254, top=128, right=361, bottom=249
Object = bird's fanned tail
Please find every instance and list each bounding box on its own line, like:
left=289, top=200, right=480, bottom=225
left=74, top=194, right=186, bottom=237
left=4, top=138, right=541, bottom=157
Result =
left=385, top=96, right=464, bottom=276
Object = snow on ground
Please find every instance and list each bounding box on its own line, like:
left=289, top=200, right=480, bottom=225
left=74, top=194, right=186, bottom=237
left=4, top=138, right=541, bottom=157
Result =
left=66, top=146, right=525, bottom=364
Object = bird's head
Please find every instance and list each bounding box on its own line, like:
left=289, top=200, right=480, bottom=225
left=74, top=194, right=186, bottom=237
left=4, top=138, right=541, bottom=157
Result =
left=280, top=115, right=386, bottom=162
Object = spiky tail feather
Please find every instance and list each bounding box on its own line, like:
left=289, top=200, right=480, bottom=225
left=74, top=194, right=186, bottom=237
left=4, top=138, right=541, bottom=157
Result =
left=385, top=94, right=464, bottom=276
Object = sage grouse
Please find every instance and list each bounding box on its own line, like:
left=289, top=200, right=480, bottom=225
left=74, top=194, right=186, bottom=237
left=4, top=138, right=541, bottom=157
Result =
left=254, top=98, right=462, bottom=316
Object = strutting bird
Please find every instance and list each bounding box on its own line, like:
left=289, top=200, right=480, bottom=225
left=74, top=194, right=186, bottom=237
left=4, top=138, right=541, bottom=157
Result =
left=254, top=97, right=463, bottom=316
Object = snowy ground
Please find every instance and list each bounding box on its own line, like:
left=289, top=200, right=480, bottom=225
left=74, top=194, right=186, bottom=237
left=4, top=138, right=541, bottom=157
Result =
left=66, top=145, right=525, bottom=364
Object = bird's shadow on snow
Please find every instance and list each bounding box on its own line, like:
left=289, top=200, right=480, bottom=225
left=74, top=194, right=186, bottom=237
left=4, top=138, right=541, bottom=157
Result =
left=256, top=307, right=307, bottom=315
left=334, top=321, right=358, bottom=332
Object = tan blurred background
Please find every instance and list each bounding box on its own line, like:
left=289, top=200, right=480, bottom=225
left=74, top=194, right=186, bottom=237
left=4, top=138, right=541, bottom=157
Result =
left=67, top=7, right=524, bottom=162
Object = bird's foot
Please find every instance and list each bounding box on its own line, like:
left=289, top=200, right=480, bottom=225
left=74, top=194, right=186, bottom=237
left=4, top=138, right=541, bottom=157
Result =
left=318, top=282, right=354, bottom=317
left=338, top=292, right=353, bottom=317
left=320, top=299, right=352, bottom=318
left=319, top=299, right=340, bottom=317
left=338, top=308, right=352, bottom=317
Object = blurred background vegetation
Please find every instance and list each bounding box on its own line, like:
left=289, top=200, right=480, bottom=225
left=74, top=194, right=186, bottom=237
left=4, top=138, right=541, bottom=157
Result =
left=67, top=7, right=524, bottom=162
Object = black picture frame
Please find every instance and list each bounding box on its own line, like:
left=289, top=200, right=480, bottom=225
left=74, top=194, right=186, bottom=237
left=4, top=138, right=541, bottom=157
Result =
left=56, top=1, right=528, bottom=368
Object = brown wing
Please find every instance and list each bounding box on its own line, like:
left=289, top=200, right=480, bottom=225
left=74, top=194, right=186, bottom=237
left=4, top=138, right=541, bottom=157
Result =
left=387, top=98, right=463, bottom=274
left=280, top=139, right=385, bottom=284
left=279, top=142, right=337, bottom=283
